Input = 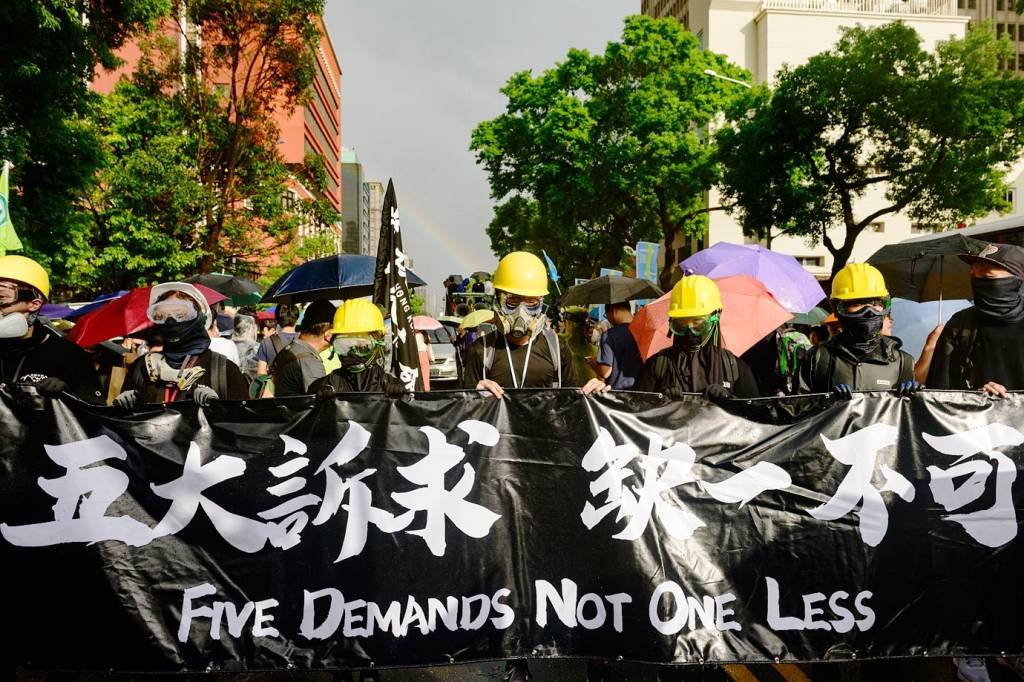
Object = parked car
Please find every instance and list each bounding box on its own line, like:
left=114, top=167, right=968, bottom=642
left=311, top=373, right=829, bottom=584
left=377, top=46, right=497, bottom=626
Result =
left=425, top=326, right=461, bottom=387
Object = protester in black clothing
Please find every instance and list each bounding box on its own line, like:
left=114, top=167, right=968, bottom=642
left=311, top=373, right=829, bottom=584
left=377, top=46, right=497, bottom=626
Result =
left=634, top=275, right=758, bottom=401
left=0, top=255, right=103, bottom=402
left=798, top=263, right=917, bottom=398
left=310, top=299, right=407, bottom=399
left=115, top=282, right=247, bottom=407
left=271, top=300, right=336, bottom=397
left=926, top=243, right=1024, bottom=396
left=462, top=251, right=605, bottom=397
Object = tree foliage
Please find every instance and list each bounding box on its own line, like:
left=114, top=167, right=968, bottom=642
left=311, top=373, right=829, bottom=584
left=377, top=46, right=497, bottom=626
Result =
left=717, top=23, right=1024, bottom=278
left=1, top=0, right=169, bottom=294
left=471, top=15, right=751, bottom=288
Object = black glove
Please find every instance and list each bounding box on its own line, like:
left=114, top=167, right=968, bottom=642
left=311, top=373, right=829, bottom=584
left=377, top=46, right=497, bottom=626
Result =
left=703, top=383, right=732, bottom=405
left=34, top=377, right=69, bottom=398
left=895, top=380, right=923, bottom=397
left=385, top=381, right=409, bottom=399
left=316, top=382, right=337, bottom=402
left=663, top=386, right=686, bottom=401
left=832, top=383, right=853, bottom=400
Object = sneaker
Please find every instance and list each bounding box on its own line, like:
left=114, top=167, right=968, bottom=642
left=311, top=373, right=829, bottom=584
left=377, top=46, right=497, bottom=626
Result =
left=955, top=657, right=992, bottom=682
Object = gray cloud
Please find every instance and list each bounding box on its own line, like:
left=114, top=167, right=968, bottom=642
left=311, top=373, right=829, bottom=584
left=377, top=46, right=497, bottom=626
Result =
left=324, top=0, right=630, bottom=312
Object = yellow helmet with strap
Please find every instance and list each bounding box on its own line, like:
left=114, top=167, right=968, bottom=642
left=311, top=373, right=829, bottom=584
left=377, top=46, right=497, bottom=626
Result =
left=492, top=252, right=549, bottom=297
left=0, top=255, right=50, bottom=300
left=669, top=275, right=722, bottom=318
left=831, top=263, right=888, bottom=301
left=331, top=299, right=385, bottom=335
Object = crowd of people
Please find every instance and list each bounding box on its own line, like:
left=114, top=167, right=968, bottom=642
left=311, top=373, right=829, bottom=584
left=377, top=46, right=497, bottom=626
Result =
left=2, top=242, right=1024, bottom=414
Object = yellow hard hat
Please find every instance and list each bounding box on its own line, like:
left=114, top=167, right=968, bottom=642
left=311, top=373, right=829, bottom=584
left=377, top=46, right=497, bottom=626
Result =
left=331, top=299, right=385, bottom=335
left=0, top=255, right=50, bottom=300
left=669, top=275, right=722, bottom=318
left=492, top=251, right=549, bottom=297
left=831, top=263, right=888, bottom=301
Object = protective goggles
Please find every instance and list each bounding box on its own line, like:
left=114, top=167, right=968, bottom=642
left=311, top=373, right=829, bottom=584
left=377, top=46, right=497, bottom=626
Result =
left=500, top=294, right=544, bottom=315
left=669, top=313, right=719, bottom=337
left=332, top=335, right=386, bottom=358
left=834, top=297, right=891, bottom=316
left=149, top=299, right=200, bottom=324
left=0, top=281, right=40, bottom=303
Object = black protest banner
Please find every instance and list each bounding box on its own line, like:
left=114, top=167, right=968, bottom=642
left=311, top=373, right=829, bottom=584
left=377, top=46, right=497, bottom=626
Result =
left=1, top=388, right=1022, bottom=672
left=372, top=179, right=423, bottom=391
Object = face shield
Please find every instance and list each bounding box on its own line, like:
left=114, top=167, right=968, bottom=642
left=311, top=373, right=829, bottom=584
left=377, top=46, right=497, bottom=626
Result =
left=495, top=293, right=546, bottom=340
left=332, top=333, right=387, bottom=373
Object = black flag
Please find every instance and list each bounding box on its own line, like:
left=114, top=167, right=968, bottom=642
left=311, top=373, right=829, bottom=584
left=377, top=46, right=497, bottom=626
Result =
left=373, top=179, right=423, bottom=390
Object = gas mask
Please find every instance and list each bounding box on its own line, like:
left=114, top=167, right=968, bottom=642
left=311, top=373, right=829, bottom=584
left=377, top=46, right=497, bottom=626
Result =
left=669, top=313, right=719, bottom=352
left=0, top=311, right=30, bottom=339
left=332, top=334, right=387, bottom=373
left=495, top=293, right=545, bottom=340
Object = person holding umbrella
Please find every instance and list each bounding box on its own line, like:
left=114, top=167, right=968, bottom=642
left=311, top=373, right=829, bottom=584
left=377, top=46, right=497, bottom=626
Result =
left=114, top=282, right=248, bottom=408
left=0, top=255, right=102, bottom=402
left=634, top=275, right=758, bottom=401
left=310, top=300, right=407, bottom=399
left=798, top=264, right=918, bottom=398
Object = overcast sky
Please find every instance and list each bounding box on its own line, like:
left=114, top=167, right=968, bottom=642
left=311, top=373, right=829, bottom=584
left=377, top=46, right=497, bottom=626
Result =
left=324, top=1, right=632, bottom=312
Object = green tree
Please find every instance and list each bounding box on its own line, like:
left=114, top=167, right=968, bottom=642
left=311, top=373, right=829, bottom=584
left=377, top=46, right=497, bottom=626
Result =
left=2, top=0, right=169, bottom=292
left=471, top=15, right=751, bottom=289
left=717, top=23, right=1024, bottom=279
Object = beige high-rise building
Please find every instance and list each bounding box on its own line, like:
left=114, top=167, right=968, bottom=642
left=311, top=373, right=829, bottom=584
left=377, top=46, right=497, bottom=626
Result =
left=642, top=0, right=980, bottom=278
left=365, top=180, right=385, bottom=258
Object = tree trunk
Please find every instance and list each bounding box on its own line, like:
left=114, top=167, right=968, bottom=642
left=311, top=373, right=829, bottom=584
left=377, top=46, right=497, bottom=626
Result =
left=656, top=194, right=677, bottom=292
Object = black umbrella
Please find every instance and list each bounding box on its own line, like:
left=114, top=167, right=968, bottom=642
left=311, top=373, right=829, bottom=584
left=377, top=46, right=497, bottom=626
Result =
left=184, top=273, right=261, bottom=306
left=866, top=233, right=989, bottom=302
left=262, top=254, right=427, bottom=304
left=560, top=276, right=663, bottom=306
left=470, top=270, right=491, bottom=281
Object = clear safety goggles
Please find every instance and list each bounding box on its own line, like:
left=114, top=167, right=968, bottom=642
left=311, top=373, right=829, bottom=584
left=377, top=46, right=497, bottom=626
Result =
left=834, top=297, right=891, bottom=317
left=332, top=335, right=385, bottom=358
left=500, top=294, right=544, bottom=315
left=669, top=313, right=719, bottom=337
left=149, top=299, right=199, bottom=324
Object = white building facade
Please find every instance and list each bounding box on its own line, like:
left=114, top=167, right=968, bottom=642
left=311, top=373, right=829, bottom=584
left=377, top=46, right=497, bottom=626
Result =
left=643, top=0, right=971, bottom=278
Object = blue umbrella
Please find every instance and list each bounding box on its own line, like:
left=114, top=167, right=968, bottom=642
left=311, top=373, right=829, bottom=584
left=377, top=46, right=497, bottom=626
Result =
left=261, top=254, right=427, bottom=304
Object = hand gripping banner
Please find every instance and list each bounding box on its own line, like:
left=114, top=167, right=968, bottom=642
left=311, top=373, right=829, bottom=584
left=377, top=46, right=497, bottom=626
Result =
left=0, top=387, right=1022, bottom=672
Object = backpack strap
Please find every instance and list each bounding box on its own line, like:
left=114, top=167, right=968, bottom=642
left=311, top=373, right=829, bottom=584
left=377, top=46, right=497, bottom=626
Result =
left=724, top=352, right=738, bottom=387
left=482, top=342, right=495, bottom=381
left=206, top=350, right=229, bottom=397
left=542, top=329, right=562, bottom=388
left=270, top=333, right=286, bottom=356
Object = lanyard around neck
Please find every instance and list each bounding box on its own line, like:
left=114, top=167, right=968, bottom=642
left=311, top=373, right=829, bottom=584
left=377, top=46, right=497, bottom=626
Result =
left=503, top=335, right=535, bottom=389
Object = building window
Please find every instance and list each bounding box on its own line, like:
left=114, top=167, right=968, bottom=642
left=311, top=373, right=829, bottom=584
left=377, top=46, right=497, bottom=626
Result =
left=796, top=256, right=824, bottom=268
left=1009, top=25, right=1017, bottom=41
left=957, top=0, right=965, bottom=8
left=969, top=0, right=977, bottom=9
left=1019, top=53, right=1024, bottom=70
left=998, top=0, right=1006, bottom=10
left=1006, top=188, right=1017, bottom=207
left=867, top=221, right=885, bottom=233
left=997, top=24, right=1005, bottom=38
left=281, top=189, right=298, bottom=211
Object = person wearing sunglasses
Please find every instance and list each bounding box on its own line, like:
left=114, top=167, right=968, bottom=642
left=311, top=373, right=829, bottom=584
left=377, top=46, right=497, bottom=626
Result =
left=0, top=255, right=102, bottom=402
left=634, top=275, right=758, bottom=402
left=309, top=299, right=407, bottom=399
left=798, top=263, right=918, bottom=398
left=114, top=282, right=248, bottom=408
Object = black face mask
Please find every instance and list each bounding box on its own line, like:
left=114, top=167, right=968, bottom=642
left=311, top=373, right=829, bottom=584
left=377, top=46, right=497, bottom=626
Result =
left=837, top=308, right=884, bottom=355
left=971, top=276, right=1024, bottom=322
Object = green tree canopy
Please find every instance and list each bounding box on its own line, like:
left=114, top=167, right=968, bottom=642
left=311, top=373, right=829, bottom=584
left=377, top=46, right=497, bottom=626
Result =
left=716, top=22, right=1024, bottom=279
left=2, top=0, right=169, bottom=293
left=471, top=15, right=751, bottom=288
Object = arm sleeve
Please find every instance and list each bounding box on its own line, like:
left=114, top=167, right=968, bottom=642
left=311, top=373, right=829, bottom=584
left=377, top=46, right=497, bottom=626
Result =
left=596, top=331, right=614, bottom=367
left=732, top=357, right=760, bottom=399
left=120, top=356, right=146, bottom=394
left=924, top=326, right=956, bottom=389
left=66, top=346, right=104, bottom=403
left=899, top=352, right=915, bottom=384
left=462, top=341, right=484, bottom=388
left=221, top=362, right=249, bottom=400
left=559, top=337, right=578, bottom=388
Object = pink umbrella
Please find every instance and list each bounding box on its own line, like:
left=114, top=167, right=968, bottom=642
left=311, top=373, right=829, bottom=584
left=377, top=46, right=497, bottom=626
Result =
left=630, top=275, right=793, bottom=360
left=412, top=315, right=443, bottom=331
left=68, top=284, right=227, bottom=348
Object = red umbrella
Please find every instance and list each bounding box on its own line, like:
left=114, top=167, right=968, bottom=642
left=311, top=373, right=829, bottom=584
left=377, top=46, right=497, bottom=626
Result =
left=630, top=275, right=793, bottom=360
left=68, top=284, right=226, bottom=348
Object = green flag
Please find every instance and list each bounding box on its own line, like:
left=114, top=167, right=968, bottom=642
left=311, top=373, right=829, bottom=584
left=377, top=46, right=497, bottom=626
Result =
left=0, top=162, right=23, bottom=255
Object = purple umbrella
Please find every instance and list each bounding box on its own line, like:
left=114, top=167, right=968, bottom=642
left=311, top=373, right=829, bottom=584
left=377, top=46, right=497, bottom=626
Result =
left=680, top=243, right=826, bottom=313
